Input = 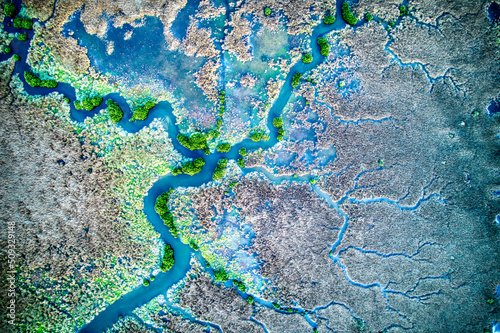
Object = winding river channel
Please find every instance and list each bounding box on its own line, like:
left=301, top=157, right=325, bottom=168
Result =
left=0, top=1, right=391, bottom=331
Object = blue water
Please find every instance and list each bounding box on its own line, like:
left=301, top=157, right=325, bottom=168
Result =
left=488, top=99, right=500, bottom=115
left=488, top=2, right=500, bottom=23
left=0, top=0, right=383, bottom=331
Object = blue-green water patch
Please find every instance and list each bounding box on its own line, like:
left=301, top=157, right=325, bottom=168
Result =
left=63, top=13, right=215, bottom=128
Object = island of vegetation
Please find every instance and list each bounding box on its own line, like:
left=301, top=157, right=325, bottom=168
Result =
left=155, top=188, right=177, bottom=237
left=177, top=132, right=209, bottom=150
left=160, top=244, right=175, bottom=272
left=341, top=2, right=358, bottom=25
left=172, top=158, right=206, bottom=176
left=132, top=101, right=156, bottom=120
left=106, top=99, right=123, bottom=123
left=74, top=96, right=103, bottom=111
left=24, top=71, right=58, bottom=88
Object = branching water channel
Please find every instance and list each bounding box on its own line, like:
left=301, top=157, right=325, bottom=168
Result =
left=0, top=1, right=427, bottom=331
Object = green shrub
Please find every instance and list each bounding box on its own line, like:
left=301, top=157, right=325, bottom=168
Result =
left=63, top=97, right=70, bottom=103
left=106, top=99, right=123, bottom=123
left=155, top=189, right=178, bottom=237
left=177, top=133, right=208, bottom=150
left=214, top=268, right=228, bottom=282
left=12, top=54, right=20, bottom=61
left=291, top=72, right=301, bottom=88
left=208, top=129, right=220, bottom=139
left=132, top=101, right=155, bottom=120
left=301, top=53, right=313, bottom=64
left=4, top=3, right=18, bottom=18
left=249, top=129, right=270, bottom=142
left=143, top=279, right=150, bottom=286
left=17, top=32, right=28, bottom=41
left=213, top=158, right=228, bottom=180
left=341, top=2, right=357, bottom=26
left=74, top=96, right=102, bottom=111
left=150, top=276, right=155, bottom=281
left=233, top=280, right=246, bottom=292
left=247, top=295, right=254, bottom=304
left=264, top=7, right=271, bottom=16
left=3, top=47, right=11, bottom=54
left=216, top=142, right=231, bottom=153
left=399, top=5, right=408, bottom=15
left=365, top=13, right=373, bottom=21
left=323, top=14, right=335, bottom=25
left=237, top=158, right=245, bottom=168
left=189, top=240, right=199, bottom=251
left=317, top=37, right=330, bottom=57
left=310, top=179, right=317, bottom=184
left=13, top=17, right=33, bottom=30
left=388, top=21, right=395, bottom=27
left=180, top=158, right=205, bottom=175
left=272, top=117, right=283, bottom=128
left=160, top=244, right=175, bottom=272
left=24, top=71, right=58, bottom=88
left=272, top=301, right=280, bottom=309
left=239, top=147, right=247, bottom=156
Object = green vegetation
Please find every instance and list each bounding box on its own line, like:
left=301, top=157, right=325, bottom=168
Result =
left=277, top=127, right=285, bottom=141
left=143, top=279, right=150, bottom=286
left=249, top=129, right=270, bottom=142
left=339, top=80, right=346, bottom=88
left=132, top=101, right=155, bottom=120
left=24, top=71, right=58, bottom=88
left=12, top=54, right=20, bottom=61
left=273, top=117, right=283, bottom=128
left=216, top=142, right=231, bottom=153
left=189, top=240, right=199, bottom=251
left=301, top=53, right=313, bottom=63
left=273, top=117, right=285, bottom=140
left=239, top=147, right=247, bottom=156
left=233, top=280, right=246, bottom=292
left=291, top=72, right=301, bottom=88
left=323, top=12, right=336, bottom=25
left=310, top=179, right=317, bottom=184
left=247, top=295, right=254, bottom=304
left=177, top=133, right=209, bottom=150
left=63, top=97, right=70, bottom=103
left=399, top=5, right=409, bottom=15
left=237, top=158, right=246, bottom=168
left=150, top=276, right=155, bottom=281
left=272, top=301, right=280, bottom=309
left=388, top=21, right=395, bottom=27
left=213, top=159, right=228, bottom=180
left=13, top=17, right=33, bottom=30
left=160, top=244, right=175, bottom=272
left=17, top=32, right=28, bottom=41
left=3, top=3, right=18, bottom=18
left=214, top=268, right=228, bottom=282
left=353, top=318, right=365, bottom=330
left=486, top=298, right=494, bottom=304
left=74, top=96, right=103, bottom=111
left=217, top=91, right=226, bottom=130
left=172, top=158, right=206, bottom=176
left=106, top=99, right=123, bottom=123
left=155, top=188, right=178, bottom=237
left=264, top=7, right=271, bottom=16
left=365, top=13, right=373, bottom=21
left=378, top=159, right=384, bottom=167
left=341, top=2, right=358, bottom=26
left=317, top=37, right=330, bottom=57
